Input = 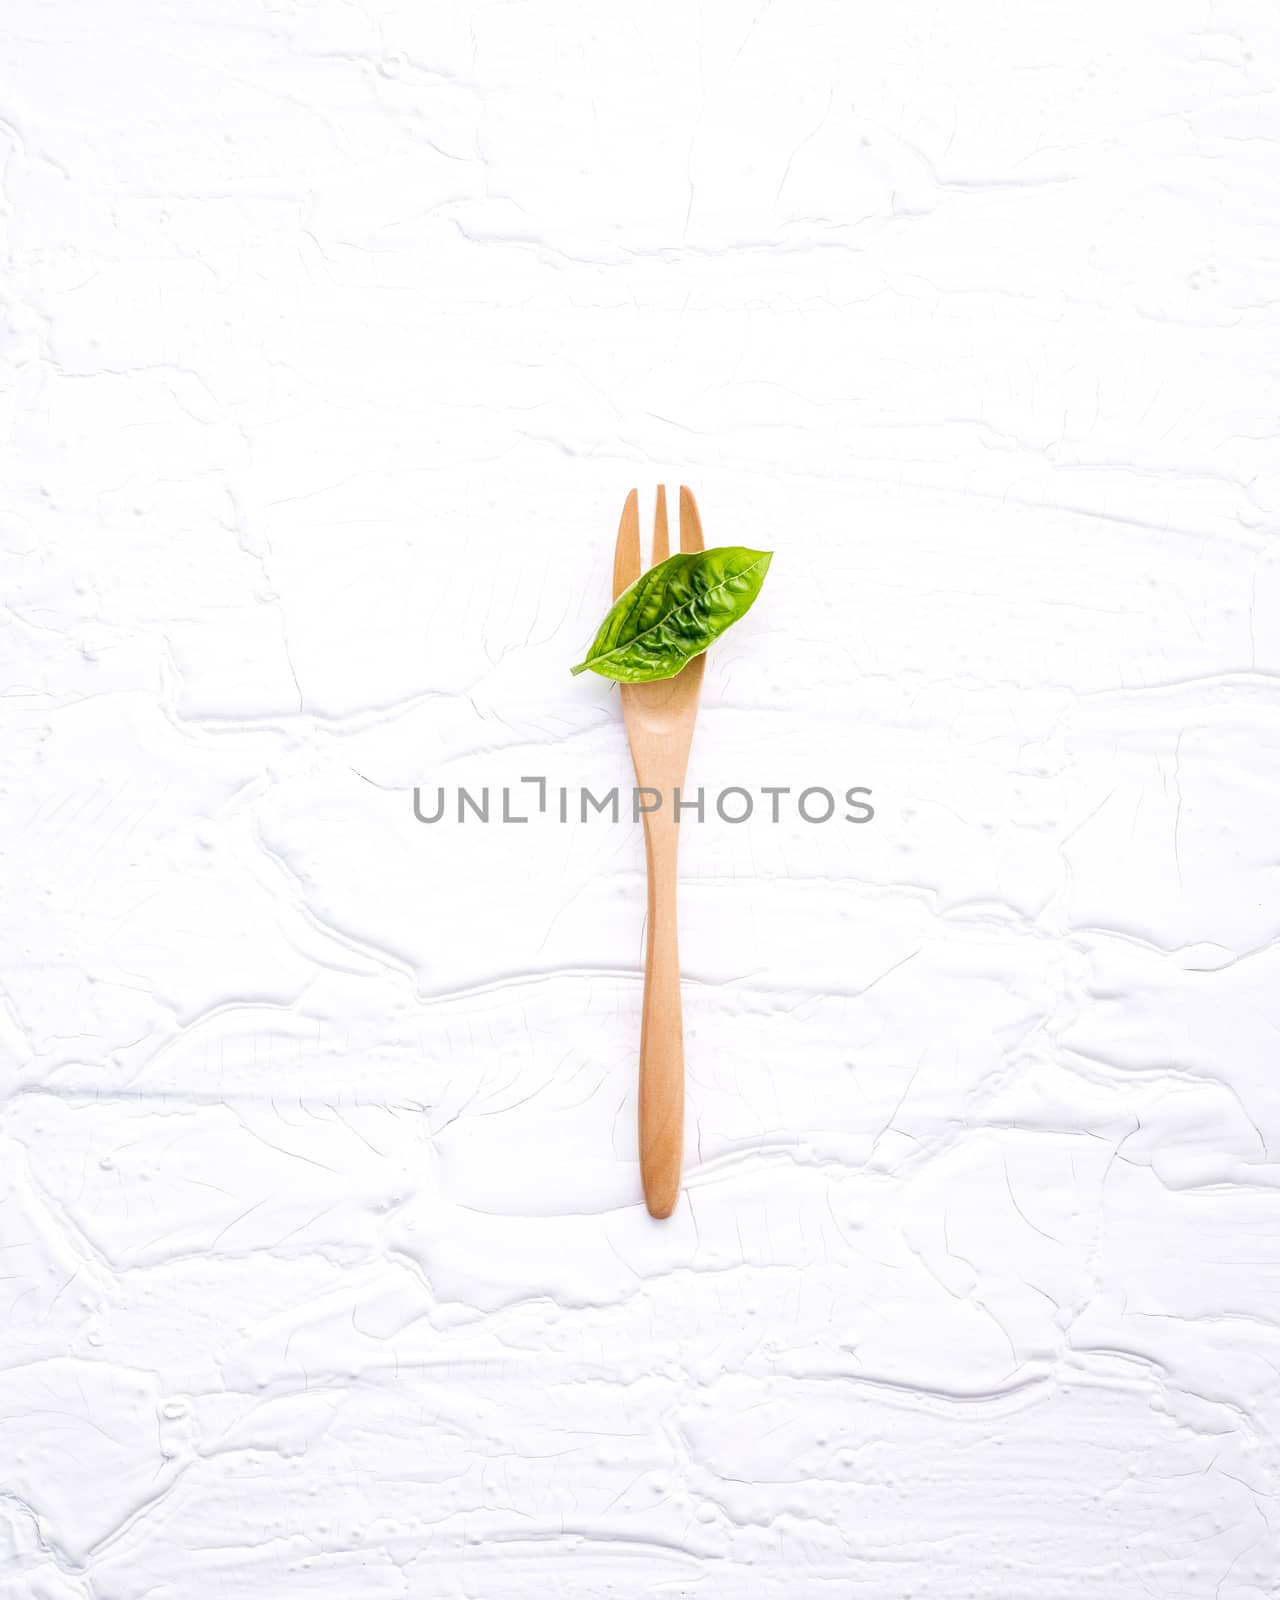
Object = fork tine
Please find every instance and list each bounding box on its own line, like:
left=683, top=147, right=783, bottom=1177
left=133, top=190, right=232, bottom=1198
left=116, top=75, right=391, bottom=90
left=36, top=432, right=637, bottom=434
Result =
left=612, top=488, right=641, bottom=600
left=678, top=485, right=704, bottom=553
left=652, top=484, right=669, bottom=565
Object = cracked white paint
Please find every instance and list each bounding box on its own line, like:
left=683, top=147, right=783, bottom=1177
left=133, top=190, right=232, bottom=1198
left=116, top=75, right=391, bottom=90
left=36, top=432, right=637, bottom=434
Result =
left=2, top=1, right=1280, bottom=1595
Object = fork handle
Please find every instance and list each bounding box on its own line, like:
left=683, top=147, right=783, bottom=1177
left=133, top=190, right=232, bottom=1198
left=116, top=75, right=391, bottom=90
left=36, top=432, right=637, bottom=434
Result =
left=639, top=811, right=683, bottom=1218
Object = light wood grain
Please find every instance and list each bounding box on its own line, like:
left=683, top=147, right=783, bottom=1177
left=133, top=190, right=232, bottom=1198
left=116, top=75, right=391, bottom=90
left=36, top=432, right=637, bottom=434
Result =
left=614, top=486, right=705, bottom=1218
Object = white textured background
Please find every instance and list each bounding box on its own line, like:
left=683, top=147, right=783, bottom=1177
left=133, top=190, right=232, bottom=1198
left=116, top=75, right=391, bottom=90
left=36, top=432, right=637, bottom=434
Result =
left=3, top=2, right=1280, bottom=1596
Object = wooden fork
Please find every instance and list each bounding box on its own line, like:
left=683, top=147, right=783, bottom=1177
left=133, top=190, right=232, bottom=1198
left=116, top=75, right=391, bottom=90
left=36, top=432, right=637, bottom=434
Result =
left=613, top=485, right=706, bottom=1219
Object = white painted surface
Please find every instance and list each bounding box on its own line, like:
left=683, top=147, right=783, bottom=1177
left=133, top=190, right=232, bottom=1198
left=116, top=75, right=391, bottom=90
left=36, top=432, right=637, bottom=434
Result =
left=3, top=2, right=1279, bottom=1595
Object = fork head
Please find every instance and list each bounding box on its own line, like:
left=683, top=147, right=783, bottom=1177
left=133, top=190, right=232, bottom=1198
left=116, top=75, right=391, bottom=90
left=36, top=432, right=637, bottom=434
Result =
left=611, top=486, right=708, bottom=736
left=612, top=485, right=705, bottom=601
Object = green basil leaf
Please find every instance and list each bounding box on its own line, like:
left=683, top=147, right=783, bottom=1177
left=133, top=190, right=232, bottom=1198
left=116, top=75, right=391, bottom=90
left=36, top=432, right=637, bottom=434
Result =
left=571, top=546, right=773, bottom=683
